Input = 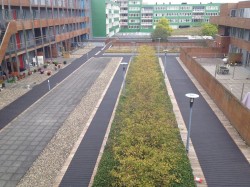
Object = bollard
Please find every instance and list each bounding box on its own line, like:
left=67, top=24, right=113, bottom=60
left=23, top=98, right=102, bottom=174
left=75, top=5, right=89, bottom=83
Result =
left=48, top=80, right=51, bottom=90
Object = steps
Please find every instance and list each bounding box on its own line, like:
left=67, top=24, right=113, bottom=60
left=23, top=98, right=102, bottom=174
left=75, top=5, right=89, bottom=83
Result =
left=0, top=29, right=6, bottom=45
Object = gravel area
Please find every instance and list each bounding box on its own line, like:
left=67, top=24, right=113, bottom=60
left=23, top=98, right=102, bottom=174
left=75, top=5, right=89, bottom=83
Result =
left=17, top=57, right=121, bottom=187
left=0, top=47, right=94, bottom=110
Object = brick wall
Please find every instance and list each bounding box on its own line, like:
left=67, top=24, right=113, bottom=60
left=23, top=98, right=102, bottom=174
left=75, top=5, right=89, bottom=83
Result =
left=180, top=47, right=250, bottom=145
left=180, top=47, right=224, bottom=58
left=111, top=41, right=206, bottom=48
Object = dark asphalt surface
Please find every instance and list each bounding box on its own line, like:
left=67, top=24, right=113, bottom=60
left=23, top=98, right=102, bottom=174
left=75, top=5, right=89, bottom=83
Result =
left=163, top=55, right=250, bottom=187
left=0, top=47, right=102, bottom=129
left=59, top=56, right=130, bottom=187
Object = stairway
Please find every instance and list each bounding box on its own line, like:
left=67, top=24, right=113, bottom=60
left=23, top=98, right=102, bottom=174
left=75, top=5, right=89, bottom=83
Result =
left=0, top=29, right=6, bottom=46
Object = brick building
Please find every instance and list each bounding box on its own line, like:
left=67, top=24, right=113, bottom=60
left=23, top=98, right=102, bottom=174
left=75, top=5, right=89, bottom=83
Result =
left=0, top=0, right=90, bottom=76
left=210, top=1, right=250, bottom=66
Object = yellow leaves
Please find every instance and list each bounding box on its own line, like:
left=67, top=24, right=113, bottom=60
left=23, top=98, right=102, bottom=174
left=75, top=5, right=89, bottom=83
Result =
left=108, top=45, right=195, bottom=186
left=93, top=45, right=195, bottom=187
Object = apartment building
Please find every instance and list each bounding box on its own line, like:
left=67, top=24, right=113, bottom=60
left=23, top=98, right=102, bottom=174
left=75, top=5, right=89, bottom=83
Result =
left=117, top=0, right=142, bottom=32
left=210, top=1, right=250, bottom=66
left=116, top=0, right=220, bottom=32
left=0, top=0, right=90, bottom=76
left=91, top=0, right=120, bottom=38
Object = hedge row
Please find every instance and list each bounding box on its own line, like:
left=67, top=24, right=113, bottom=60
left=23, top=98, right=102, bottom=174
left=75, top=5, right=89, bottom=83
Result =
left=93, top=46, right=195, bottom=187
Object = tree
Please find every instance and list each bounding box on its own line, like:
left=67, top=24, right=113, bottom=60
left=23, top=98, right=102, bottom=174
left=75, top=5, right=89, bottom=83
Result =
left=151, top=18, right=173, bottom=41
left=201, top=23, right=218, bottom=37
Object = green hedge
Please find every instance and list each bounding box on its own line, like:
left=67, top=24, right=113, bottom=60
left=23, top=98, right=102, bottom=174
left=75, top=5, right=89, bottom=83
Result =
left=93, top=46, right=195, bottom=187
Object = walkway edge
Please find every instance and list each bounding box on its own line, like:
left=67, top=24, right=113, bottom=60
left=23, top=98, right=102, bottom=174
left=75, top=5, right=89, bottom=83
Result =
left=176, top=57, right=250, bottom=164
left=159, top=58, right=207, bottom=186
left=53, top=58, right=122, bottom=187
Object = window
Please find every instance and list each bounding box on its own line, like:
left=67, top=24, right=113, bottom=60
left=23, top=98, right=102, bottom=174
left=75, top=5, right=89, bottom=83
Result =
left=239, top=9, right=244, bottom=17
left=230, top=9, right=236, bottom=17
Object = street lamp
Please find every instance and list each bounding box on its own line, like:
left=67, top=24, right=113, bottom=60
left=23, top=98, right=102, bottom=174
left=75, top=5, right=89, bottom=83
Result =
left=157, top=38, right=161, bottom=57
left=185, top=93, right=199, bottom=153
left=163, top=50, right=168, bottom=79
left=121, top=62, right=128, bottom=94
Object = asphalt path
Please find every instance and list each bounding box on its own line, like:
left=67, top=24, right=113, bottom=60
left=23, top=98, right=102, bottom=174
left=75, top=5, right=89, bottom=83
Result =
left=59, top=56, right=130, bottom=186
left=163, top=55, right=250, bottom=186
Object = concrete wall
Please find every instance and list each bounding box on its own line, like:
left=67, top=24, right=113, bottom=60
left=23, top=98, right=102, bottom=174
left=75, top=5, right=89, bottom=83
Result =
left=180, top=47, right=250, bottom=145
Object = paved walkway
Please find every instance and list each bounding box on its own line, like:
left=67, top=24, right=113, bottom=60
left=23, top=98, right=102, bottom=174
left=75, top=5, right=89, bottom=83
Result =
left=163, top=55, right=250, bottom=186
left=0, top=53, right=111, bottom=186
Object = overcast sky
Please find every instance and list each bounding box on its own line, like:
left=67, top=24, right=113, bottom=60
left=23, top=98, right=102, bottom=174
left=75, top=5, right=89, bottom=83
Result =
left=142, top=0, right=240, bottom=4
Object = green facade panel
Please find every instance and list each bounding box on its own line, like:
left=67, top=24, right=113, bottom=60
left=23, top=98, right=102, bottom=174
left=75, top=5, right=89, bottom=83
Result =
left=92, top=0, right=120, bottom=37
left=91, top=0, right=106, bottom=37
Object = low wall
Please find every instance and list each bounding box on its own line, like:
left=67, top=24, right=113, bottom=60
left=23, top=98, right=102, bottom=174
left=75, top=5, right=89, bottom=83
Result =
left=180, top=47, right=225, bottom=58
left=180, top=47, right=250, bottom=145
left=111, top=41, right=206, bottom=48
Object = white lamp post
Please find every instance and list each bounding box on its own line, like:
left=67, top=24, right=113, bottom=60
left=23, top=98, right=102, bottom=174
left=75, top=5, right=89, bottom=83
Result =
left=157, top=38, right=161, bottom=57
left=185, top=93, right=199, bottom=153
left=163, top=50, right=168, bottom=79
left=121, top=62, right=128, bottom=93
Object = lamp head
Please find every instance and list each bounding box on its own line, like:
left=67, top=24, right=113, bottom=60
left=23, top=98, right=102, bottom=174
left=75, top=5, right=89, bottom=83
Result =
left=185, top=93, right=199, bottom=108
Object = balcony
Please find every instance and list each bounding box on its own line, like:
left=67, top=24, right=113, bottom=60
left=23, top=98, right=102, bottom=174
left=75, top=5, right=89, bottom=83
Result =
left=210, top=16, right=250, bottom=30
left=120, top=22, right=128, bottom=26
left=141, top=10, right=153, bottom=13
left=120, top=10, right=128, bottom=13
left=141, top=22, right=153, bottom=26
left=2, top=0, right=30, bottom=6
left=55, top=28, right=89, bottom=42
left=120, top=3, right=128, bottom=7
left=192, top=9, right=205, bottom=13
left=141, top=16, right=153, bottom=19
left=120, top=16, right=128, bottom=19
left=16, top=17, right=89, bottom=31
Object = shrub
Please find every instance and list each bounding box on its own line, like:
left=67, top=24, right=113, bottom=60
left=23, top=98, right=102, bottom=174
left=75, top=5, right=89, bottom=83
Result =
left=93, top=46, right=195, bottom=187
left=53, top=61, right=58, bottom=66
left=47, top=70, right=51, bottom=76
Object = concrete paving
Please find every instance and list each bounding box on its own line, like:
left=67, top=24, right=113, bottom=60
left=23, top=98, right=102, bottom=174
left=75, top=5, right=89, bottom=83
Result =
left=0, top=56, right=111, bottom=186
left=195, top=58, right=250, bottom=101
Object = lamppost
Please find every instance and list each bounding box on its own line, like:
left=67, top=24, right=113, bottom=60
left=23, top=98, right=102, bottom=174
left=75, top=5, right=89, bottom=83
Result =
left=121, top=62, right=128, bottom=94
left=157, top=38, right=161, bottom=57
left=185, top=93, right=199, bottom=153
left=163, top=50, right=168, bottom=79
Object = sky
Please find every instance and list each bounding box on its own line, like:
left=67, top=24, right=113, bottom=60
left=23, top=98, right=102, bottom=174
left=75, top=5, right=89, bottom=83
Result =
left=142, top=0, right=240, bottom=4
